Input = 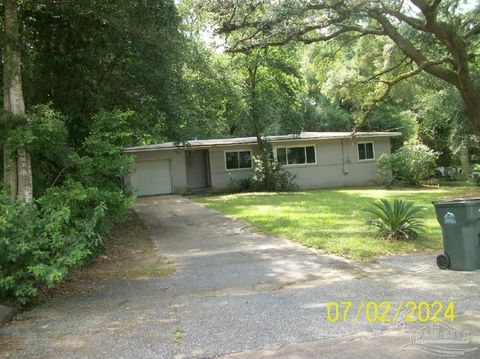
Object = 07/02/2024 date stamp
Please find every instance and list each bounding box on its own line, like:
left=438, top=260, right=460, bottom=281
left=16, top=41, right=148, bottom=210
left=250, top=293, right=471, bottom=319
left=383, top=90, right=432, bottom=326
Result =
left=325, top=300, right=455, bottom=323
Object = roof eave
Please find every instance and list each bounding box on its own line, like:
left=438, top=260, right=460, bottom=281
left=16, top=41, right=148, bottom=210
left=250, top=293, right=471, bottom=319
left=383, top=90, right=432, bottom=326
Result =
left=123, top=132, right=402, bottom=153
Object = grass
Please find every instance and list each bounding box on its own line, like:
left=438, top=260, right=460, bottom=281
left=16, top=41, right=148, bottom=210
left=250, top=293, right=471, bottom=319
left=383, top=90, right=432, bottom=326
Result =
left=173, top=325, right=185, bottom=346
left=194, top=185, right=479, bottom=262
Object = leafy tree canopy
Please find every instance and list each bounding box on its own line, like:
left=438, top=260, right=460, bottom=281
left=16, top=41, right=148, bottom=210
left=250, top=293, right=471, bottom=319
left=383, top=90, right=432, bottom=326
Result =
left=208, top=0, right=480, bottom=134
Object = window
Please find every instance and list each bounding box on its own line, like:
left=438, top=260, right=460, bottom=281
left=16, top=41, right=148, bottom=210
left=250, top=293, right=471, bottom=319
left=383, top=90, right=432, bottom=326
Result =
left=275, top=145, right=316, bottom=166
left=358, top=142, right=375, bottom=160
left=225, top=150, right=252, bottom=170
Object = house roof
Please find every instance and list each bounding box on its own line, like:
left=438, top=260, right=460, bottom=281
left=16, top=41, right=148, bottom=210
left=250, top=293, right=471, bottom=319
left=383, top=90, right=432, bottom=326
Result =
left=123, top=131, right=401, bottom=153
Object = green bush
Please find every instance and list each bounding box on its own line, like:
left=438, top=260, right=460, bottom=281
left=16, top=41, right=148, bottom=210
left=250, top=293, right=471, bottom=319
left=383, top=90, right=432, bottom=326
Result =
left=0, top=185, right=132, bottom=306
left=0, top=183, right=132, bottom=306
left=470, top=164, right=480, bottom=185
left=364, top=199, right=426, bottom=240
left=0, top=110, right=135, bottom=304
left=272, top=165, right=299, bottom=191
left=376, top=153, right=394, bottom=187
left=377, top=144, right=438, bottom=185
left=229, top=139, right=298, bottom=192
left=67, top=110, right=135, bottom=190
left=0, top=184, right=100, bottom=304
left=250, top=139, right=298, bottom=191
left=229, top=177, right=253, bottom=192
left=251, top=153, right=297, bottom=191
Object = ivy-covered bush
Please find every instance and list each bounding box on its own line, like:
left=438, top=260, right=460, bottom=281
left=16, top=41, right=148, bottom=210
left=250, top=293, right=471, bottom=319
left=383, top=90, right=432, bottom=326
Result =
left=229, top=176, right=254, bottom=192
left=0, top=110, right=134, bottom=304
left=377, top=143, right=439, bottom=185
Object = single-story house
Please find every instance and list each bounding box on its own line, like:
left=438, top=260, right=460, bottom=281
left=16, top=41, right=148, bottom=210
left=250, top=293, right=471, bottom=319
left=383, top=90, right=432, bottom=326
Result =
left=123, top=131, right=401, bottom=196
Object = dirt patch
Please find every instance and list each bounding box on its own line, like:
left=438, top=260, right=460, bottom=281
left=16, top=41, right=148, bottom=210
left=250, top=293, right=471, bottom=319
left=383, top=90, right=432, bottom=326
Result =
left=0, top=333, right=23, bottom=353
left=75, top=210, right=175, bottom=281
left=39, top=210, right=174, bottom=301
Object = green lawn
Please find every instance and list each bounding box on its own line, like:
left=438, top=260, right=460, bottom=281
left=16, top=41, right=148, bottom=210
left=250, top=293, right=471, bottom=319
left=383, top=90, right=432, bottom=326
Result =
left=194, top=186, right=479, bottom=262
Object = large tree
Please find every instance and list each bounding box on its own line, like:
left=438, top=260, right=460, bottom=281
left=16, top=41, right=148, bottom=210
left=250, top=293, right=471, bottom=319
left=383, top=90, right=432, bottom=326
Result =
left=209, top=0, right=480, bottom=134
left=231, top=46, right=303, bottom=141
left=16, top=0, right=186, bottom=145
left=3, top=0, right=32, bottom=201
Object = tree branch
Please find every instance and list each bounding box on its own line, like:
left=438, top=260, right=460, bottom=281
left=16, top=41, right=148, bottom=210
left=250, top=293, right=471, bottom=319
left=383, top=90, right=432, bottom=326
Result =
left=375, top=58, right=449, bottom=101
left=382, top=8, right=426, bottom=31
left=369, top=11, right=459, bottom=86
left=364, top=56, right=409, bottom=82
left=464, top=23, right=480, bottom=38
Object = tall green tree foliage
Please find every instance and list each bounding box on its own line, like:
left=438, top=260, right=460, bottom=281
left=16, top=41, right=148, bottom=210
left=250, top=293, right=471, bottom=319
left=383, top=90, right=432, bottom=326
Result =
left=180, top=39, right=248, bottom=138
left=230, top=46, right=304, bottom=140
left=210, top=0, right=480, bottom=135
left=16, top=0, right=186, bottom=145
left=299, top=36, right=416, bottom=147
left=228, top=46, right=303, bottom=189
left=411, top=76, right=470, bottom=168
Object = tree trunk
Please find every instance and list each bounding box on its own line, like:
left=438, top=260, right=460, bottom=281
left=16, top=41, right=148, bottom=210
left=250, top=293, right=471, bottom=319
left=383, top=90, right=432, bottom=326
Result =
left=3, top=144, right=17, bottom=200
left=3, top=0, right=33, bottom=202
left=458, top=87, right=480, bottom=136
left=16, top=149, right=33, bottom=201
left=457, top=138, right=472, bottom=179
left=248, top=64, right=272, bottom=190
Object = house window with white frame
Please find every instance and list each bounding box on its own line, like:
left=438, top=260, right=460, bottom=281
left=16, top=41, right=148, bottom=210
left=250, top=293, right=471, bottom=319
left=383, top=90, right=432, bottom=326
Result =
left=275, top=145, right=316, bottom=166
left=225, top=150, right=252, bottom=170
left=358, top=142, right=375, bottom=160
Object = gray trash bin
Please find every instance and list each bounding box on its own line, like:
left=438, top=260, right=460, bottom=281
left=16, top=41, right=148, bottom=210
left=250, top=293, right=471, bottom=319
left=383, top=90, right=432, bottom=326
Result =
left=433, top=197, right=480, bottom=271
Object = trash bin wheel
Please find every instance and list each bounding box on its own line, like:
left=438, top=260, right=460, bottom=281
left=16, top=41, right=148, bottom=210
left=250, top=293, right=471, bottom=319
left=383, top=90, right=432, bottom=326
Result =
left=437, top=254, right=450, bottom=270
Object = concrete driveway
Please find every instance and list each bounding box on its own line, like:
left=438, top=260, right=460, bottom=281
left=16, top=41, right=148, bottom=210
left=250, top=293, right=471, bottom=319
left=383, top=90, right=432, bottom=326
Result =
left=1, top=195, right=480, bottom=358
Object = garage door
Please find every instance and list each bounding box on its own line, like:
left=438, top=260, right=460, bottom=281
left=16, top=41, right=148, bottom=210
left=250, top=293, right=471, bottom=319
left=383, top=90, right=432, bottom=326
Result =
left=131, top=160, right=172, bottom=196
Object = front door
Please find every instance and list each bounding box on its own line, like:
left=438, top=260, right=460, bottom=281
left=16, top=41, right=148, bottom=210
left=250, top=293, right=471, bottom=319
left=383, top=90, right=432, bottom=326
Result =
left=185, top=150, right=210, bottom=190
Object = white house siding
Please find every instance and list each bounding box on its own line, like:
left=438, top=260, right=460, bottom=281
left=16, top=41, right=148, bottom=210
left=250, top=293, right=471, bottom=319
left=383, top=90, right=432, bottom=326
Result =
left=208, top=144, right=258, bottom=189
left=280, top=137, right=391, bottom=188
left=207, top=137, right=391, bottom=190
left=126, top=136, right=392, bottom=195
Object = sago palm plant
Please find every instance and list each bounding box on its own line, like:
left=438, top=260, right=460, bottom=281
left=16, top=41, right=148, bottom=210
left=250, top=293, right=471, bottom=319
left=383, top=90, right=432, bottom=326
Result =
left=364, top=199, right=426, bottom=240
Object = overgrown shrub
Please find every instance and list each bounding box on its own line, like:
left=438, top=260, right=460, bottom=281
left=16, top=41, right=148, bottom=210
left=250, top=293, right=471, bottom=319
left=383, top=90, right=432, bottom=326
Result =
left=0, top=110, right=134, bottom=304
left=364, top=199, right=426, bottom=240
left=0, top=185, right=97, bottom=304
left=229, top=139, right=298, bottom=192
left=273, top=167, right=298, bottom=191
left=377, top=144, right=438, bottom=185
left=67, top=110, right=135, bottom=190
left=376, top=154, right=394, bottom=187
left=229, top=176, right=253, bottom=192
left=253, top=139, right=298, bottom=191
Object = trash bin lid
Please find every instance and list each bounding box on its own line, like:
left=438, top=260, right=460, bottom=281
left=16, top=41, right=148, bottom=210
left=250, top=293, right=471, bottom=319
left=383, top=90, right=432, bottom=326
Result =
left=433, top=197, right=480, bottom=207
